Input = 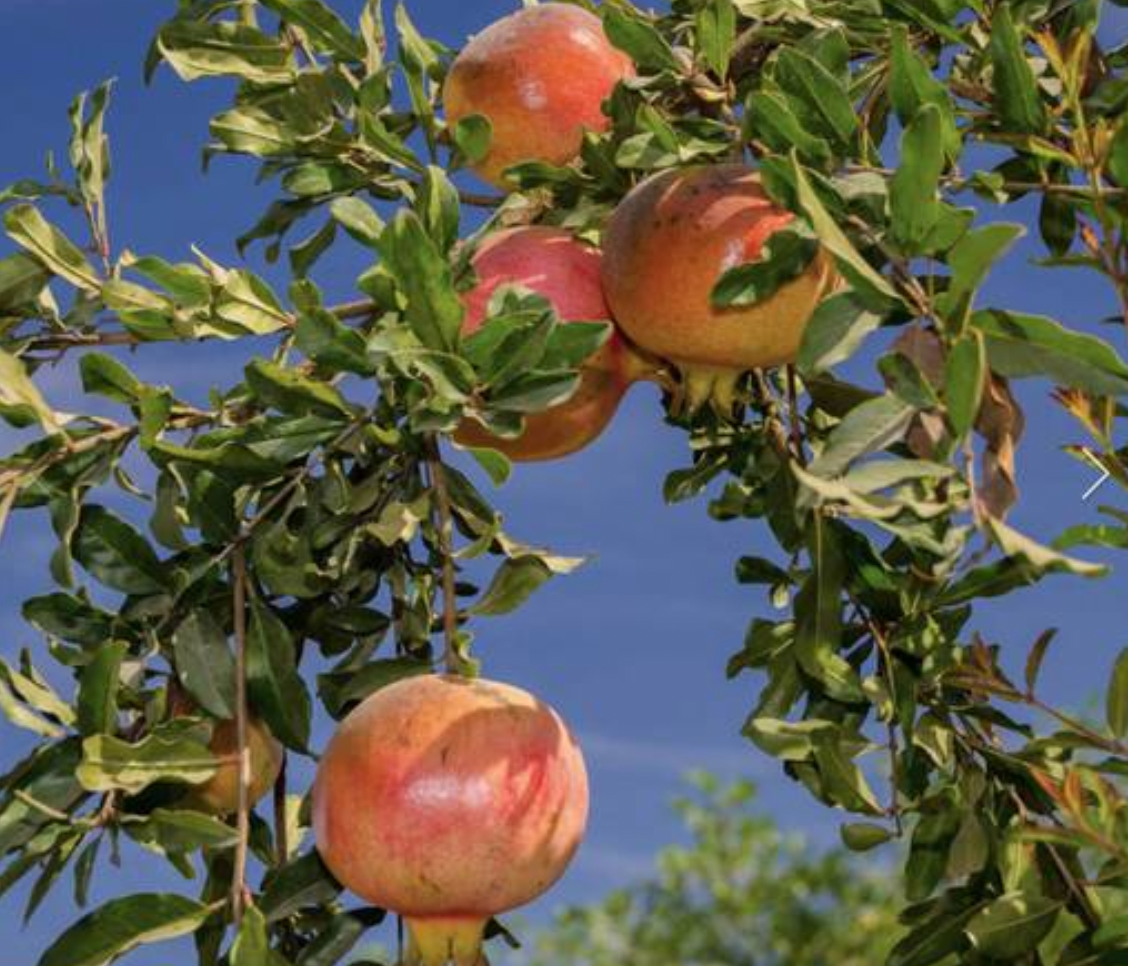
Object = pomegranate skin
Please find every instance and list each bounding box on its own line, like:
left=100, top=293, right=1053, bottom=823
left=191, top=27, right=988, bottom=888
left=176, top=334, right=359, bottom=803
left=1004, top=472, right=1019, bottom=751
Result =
left=185, top=716, right=283, bottom=816
left=167, top=685, right=283, bottom=816
left=602, top=164, right=836, bottom=411
left=444, top=5, right=633, bottom=188
left=312, top=675, right=589, bottom=964
left=455, top=226, right=651, bottom=462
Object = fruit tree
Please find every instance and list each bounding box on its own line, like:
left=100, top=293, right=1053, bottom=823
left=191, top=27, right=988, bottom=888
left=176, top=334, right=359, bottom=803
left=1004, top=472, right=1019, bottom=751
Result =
left=2, top=0, right=1128, bottom=965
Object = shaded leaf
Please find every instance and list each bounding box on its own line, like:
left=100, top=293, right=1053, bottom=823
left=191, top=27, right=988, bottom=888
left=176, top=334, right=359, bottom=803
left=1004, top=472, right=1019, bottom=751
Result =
left=37, top=893, right=211, bottom=966
left=172, top=611, right=236, bottom=721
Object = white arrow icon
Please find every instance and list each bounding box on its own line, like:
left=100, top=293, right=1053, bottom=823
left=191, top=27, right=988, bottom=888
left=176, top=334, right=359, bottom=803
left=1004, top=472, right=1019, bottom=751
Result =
left=1081, top=449, right=1111, bottom=501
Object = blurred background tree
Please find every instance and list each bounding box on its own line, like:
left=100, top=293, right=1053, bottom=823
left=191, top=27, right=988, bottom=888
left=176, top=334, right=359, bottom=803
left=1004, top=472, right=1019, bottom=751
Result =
left=527, top=775, right=900, bottom=966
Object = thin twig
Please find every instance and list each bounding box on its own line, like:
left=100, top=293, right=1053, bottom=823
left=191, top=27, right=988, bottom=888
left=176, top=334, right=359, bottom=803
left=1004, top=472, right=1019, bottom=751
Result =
left=784, top=365, right=806, bottom=466
left=18, top=297, right=380, bottom=356
left=273, top=754, right=289, bottom=867
left=426, top=437, right=462, bottom=675
left=230, top=546, right=252, bottom=926
left=458, top=189, right=503, bottom=209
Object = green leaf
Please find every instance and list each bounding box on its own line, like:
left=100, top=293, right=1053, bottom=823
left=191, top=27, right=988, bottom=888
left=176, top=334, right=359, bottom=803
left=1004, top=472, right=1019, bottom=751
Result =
left=295, top=307, right=375, bottom=376
left=888, top=24, right=959, bottom=160
left=745, top=717, right=833, bottom=761
left=260, top=852, right=340, bottom=922
left=172, top=610, right=236, bottom=721
left=944, top=335, right=986, bottom=437
left=416, top=165, right=461, bottom=254
left=296, top=909, right=384, bottom=966
left=989, top=5, right=1048, bottom=134
left=76, top=642, right=126, bottom=736
left=0, top=252, right=51, bottom=309
left=22, top=593, right=114, bottom=646
left=937, top=224, right=1024, bottom=322
left=76, top=728, right=217, bottom=795
left=0, top=669, right=64, bottom=738
left=841, top=822, right=894, bottom=851
left=489, top=371, right=581, bottom=414
left=123, top=254, right=211, bottom=306
left=973, top=309, right=1128, bottom=395
left=452, top=114, right=492, bottom=166
left=696, top=0, right=736, bottom=78
left=156, top=21, right=295, bottom=84
left=712, top=227, right=818, bottom=307
left=798, top=292, right=884, bottom=375
left=216, top=270, right=292, bottom=335
left=809, top=395, right=916, bottom=478
left=330, top=197, right=384, bottom=248
left=1110, top=121, right=1128, bottom=189
left=890, top=104, right=944, bottom=251
left=79, top=353, right=142, bottom=405
left=965, top=893, right=1061, bottom=959
left=73, top=506, right=168, bottom=596
left=359, top=0, right=385, bottom=73
left=37, top=893, right=211, bottom=966
left=602, top=8, right=680, bottom=73
left=0, top=349, right=64, bottom=435
left=775, top=48, right=857, bottom=148
left=887, top=903, right=978, bottom=966
left=318, top=658, right=431, bottom=719
left=211, top=106, right=298, bottom=157
left=245, top=359, right=354, bottom=419
left=260, top=0, right=366, bottom=61
left=231, top=905, right=291, bottom=966
left=1107, top=646, right=1128, bottom=738
left=791, top=155, right=897, bottom=301
left=745, top=92, right=832, bottom=167
left=128, top=808, right=239, bottom=853
left=989, top=518, right=1107, bottom=578
left=463, top=446, right=512, bottom=487
left=471, top=557, right=554, bottom=617
left=794, top=517, right=863, bottom=703
left=4, top=204, right=100, bottom=292
left=248, top=598, right=312, bottom=752
left=288, top=218, right=336, bottom=278
left=812, top=732, right=883, bottom=813
left=377, top=210, right=464, bottom=352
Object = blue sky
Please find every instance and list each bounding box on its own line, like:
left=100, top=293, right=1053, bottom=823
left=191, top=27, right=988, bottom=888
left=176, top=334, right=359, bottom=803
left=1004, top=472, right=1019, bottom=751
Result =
left=0, top=1, right=1126, bottom=963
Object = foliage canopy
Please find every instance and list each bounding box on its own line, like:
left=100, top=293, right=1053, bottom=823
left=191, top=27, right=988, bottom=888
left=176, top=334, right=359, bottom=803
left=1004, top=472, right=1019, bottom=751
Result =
left=1, top=0, right=1128, bottom=964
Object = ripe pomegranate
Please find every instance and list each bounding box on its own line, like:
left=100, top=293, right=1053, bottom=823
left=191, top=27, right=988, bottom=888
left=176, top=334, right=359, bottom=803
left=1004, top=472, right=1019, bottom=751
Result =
left=444, top=5, right=633, bottom=188
left=168, top=686, right=283, bottom=815
left=602, top=163, right=836, bottom=412
left=455, top=226, right=654, bottom=462
left=313, top=674, right=589, bottom=966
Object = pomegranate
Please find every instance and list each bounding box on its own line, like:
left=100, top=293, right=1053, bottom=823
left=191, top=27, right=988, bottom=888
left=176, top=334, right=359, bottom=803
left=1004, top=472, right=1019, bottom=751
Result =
left=313, top=674, right=589, bottom=966
left=444, top=5, right=633, bottom=189
left=601, top=163, right=836, bottom=412
left=455, top=226, right=653, bottom=462
left=184, top=716, right=283, bottom=815
left=168, top=684, right=283, bottom=815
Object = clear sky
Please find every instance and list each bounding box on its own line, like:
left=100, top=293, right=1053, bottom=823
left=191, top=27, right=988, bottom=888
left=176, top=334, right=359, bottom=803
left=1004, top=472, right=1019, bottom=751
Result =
left=0, top=1, right=1126, bottom=963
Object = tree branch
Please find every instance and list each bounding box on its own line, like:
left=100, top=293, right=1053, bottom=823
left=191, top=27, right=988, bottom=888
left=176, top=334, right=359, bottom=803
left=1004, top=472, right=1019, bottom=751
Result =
left=230, top=545, right=252, bottom=926
left=426, top=436, right=463, bottom=675
left=15, top=297, right=381, bottom=356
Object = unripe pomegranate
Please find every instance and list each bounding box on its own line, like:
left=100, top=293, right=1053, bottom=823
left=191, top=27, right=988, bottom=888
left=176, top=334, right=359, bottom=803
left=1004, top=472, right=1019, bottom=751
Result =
left=185, top=717, right=284, bottom=815
left=444, top=5, right=633, bottom=189
left=313, top=675, right=589, bottom=966
left=602, top=164, right=836, bottom=412
left=168, top=685, right=283, bottom=815
left=455, top=226, right=653, bottom=462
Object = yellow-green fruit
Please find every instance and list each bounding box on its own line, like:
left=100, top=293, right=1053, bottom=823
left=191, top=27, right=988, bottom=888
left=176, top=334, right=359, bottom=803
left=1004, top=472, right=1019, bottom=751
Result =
left=185, top=716, right=284, bottom=815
